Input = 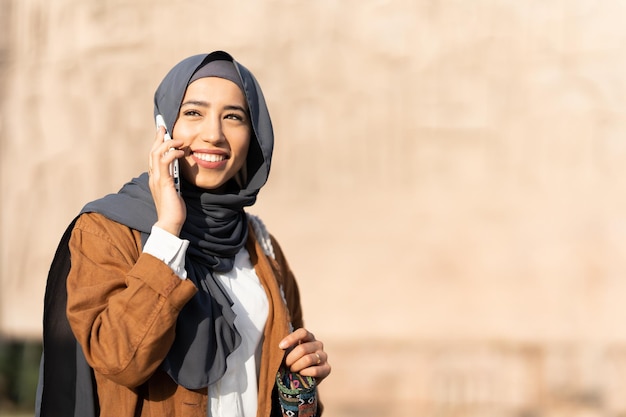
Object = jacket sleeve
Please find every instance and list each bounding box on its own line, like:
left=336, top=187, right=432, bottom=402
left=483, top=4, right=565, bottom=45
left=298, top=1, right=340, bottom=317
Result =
left=66, top=212, right=198, bottom=388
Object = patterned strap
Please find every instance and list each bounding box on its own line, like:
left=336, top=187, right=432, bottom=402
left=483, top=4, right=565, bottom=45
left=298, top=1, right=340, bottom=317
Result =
left=248, top=213, right=276, bottom=260
left=276, top=367, right=318, bottom=417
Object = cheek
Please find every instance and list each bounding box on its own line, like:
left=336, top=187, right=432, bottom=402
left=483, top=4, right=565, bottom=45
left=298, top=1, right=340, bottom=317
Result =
left=172, top=123, right=192, bottom=144
left=234, top=135, right=251, bottom=165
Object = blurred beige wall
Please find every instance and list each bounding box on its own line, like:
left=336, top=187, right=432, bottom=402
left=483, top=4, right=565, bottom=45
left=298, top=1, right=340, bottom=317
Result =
left=3, top=0, right=626, bottom=415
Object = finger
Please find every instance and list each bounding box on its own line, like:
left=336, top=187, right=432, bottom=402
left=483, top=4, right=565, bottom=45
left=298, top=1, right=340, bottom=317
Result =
left=152, top=152, right=183, bottom=189
left=149, top=127, right=166, bottom=173
left=284, top=340, right=324, bottom=368
left=150, top=129, right=165, bottom=176
left=287, top=353, right=319, bottom=372
left=152, top=126, right=184, bottom=155
left=298, top=360, right=332, bottom=382
left=279, top=328, right=315, bottom=350
left=287, top=350, right=331, bottom=382
left=151, top=126, right=166, bottom=152
left=151, top=141, right=183, bottom=177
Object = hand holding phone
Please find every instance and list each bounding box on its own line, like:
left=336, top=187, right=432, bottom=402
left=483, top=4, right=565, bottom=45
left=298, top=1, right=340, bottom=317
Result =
left=156, top=114, right=181, bottom=195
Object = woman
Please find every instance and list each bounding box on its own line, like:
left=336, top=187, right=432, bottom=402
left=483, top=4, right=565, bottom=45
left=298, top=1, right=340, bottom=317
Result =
left=36, top=51, right=330, bottom=417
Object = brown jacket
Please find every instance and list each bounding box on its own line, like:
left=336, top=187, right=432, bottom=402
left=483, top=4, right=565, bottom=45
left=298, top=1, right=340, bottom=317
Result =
left=66, top=212, right=304, bottom=417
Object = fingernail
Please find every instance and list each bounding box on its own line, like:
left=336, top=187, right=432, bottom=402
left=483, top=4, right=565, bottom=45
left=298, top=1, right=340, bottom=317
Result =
left=279, top=340, right=288, bottom=349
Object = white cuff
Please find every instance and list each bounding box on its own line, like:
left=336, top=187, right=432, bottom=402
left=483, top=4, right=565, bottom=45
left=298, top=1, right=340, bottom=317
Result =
left=142, top=226, right=189, bottom=279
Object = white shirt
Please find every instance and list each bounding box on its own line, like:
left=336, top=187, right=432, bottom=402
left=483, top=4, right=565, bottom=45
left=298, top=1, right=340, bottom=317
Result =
left=143, top=226, right=269, bottom=417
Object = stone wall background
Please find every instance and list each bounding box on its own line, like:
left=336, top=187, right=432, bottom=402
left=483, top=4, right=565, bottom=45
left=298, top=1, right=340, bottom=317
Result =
left=3, top=1, right=626, bottom=415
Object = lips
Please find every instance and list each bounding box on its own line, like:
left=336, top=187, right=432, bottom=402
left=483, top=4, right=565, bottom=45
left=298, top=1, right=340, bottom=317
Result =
left=193, top=152, right=226, bottom=162
left=192, top=150, right=229, bottom=168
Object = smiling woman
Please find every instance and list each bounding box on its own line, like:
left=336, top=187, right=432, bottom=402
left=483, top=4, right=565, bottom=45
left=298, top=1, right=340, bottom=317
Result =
left=35, top=51, right=330, bottom=417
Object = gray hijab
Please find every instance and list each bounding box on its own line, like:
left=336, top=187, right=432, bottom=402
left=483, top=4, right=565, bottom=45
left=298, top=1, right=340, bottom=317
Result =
left=82, top=51, right=274, bottom=389
left=154, top=51, right=273, bottom=194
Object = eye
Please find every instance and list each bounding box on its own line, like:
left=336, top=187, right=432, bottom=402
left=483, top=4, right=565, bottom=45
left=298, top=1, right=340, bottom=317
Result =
left=224, top=112, right=248, bottom=123
left=183, top=109, right=202, bottom=117
left=225, top=113, right=243, bottom=121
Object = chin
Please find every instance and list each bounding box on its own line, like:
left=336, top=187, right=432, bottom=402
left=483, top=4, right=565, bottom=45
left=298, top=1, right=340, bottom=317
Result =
left=196, top=177, right=233, bottom=192
left=183, top=172, right=221, bottom=188
left=196, top=182, right=226, bottom=191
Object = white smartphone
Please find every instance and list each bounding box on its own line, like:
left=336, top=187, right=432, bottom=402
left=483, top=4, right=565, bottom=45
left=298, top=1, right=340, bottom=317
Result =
left=155, top=114, right=181, bottom=195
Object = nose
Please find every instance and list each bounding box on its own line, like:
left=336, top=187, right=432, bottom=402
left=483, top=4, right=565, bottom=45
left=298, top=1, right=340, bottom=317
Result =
left=201, top=117, right=224, bottom=144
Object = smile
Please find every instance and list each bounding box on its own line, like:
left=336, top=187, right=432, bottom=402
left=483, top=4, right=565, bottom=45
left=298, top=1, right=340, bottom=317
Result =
left=194, top=152, right=227, bottom=162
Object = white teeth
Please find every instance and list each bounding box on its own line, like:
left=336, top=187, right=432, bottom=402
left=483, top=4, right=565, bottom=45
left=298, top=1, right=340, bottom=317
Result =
left=195, top=153, right=226, bottom=162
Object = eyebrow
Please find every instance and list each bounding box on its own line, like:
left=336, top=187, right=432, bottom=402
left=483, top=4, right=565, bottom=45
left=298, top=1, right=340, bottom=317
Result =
left=180, top=99, right=209, bottom=108
left=180, top=100, right=248, bottom=113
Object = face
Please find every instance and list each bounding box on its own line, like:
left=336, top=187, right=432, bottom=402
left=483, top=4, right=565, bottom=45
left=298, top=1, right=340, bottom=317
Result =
left=172, top=76, right=251, bottom=191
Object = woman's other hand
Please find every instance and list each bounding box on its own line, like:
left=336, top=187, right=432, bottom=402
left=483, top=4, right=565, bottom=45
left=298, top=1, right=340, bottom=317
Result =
left=149, top=126, right=186, bottom=236
left=279, top=328, right=331, bottom=383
